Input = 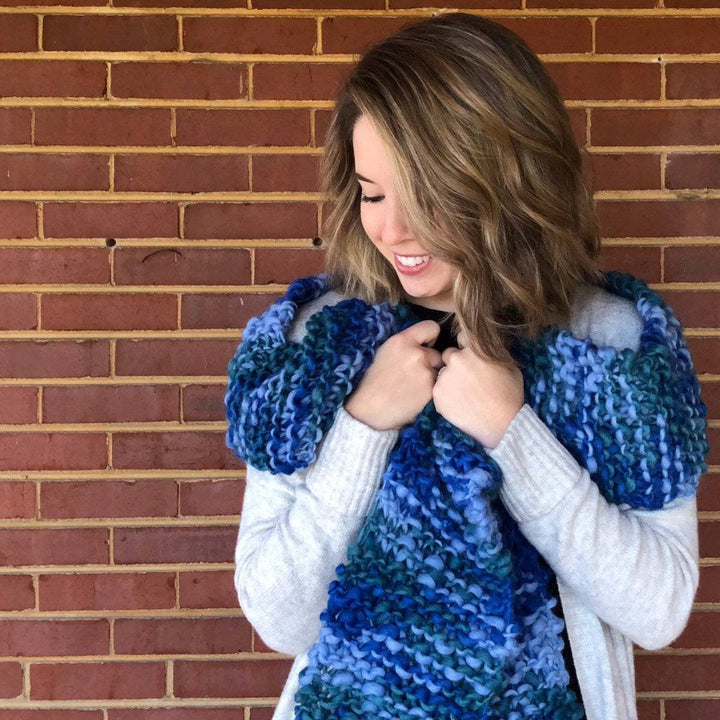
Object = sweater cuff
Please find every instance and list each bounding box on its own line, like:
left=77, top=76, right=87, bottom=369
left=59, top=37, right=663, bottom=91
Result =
left=487, top=403, right=583, bottom=523
left=305, top=404, right=400, bottom=516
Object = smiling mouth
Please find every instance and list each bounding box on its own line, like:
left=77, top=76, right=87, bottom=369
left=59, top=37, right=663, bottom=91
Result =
left=394, top=253, right=432, bottom=275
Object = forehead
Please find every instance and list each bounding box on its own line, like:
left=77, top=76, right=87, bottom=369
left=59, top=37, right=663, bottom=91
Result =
left=352, top=115, right=393, bottom=181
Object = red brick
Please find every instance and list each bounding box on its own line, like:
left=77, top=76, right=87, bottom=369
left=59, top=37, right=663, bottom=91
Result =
left=175, top=659, right=293, bottom=698
left=109, top=710, right=246, bottom=720
left=392, top=0, right=516, bottom=6
left=0, top=294, right=37, bottom=330
left=0, top=575, right=34, bottom=610
left=596, top=17, right=720, bottom=54
left=555, top=61, right=661, bottom=101
left=182, top=290, right=277, bottom=329
left=636, top=699, right=661, bottom=720
left=0, top=482, right=35, bottom=518
left=114, top=247, right=251, bottom=286
left=30, top=661, right=165, bottom=700
left=0, top=14, right=36, bottom=51
left=115, top=617, right=251, bottom=654
left=665, top=246, right=720, bottom=283
left=699, top=519, right=720, bottom=557
left=528, top=0, right=652, bottom=5
left=0, top=201, right=36, bottom=238
left=592, top=108, right=720, bottom=147
left=585, top=153, right=660, bottom=192
left=600, top=246, right=661, bottom=282
left=0, top=619, right=108, bottom=656
left=183, top=17, right=315, bottom=54
left=35, top=108, right=171, bottom=147
left=42, top=293, right=177, bottom=331
left=658, top=291, right=720, bottom=329
left=179, top=570, right=237, bottom=609
left=184, top=202, right=316, bottom=240
left=0, top=662, right=22, bottom=698
left=114, top=526, right=236, bottom=564
left=248, top=709, right=274, bottom=720
left=182, top=383, right=226, bottom=420
left=665, top=698, right=720, bottom=719
left=0, top=340, right=110, bottom=379
left=635, top=653, right=720, bottom=691
left=115, top=338, right=239, bottom=376
left=258, top=0, right=381, bottom=6
left=44, top=385, right=179, bottom=424
left=44, top=202, right=178, bottom=239
left=567, top=108, right=587, bottom=148
left=0, top=432, right=107, bottom=471
left=697, top=475, right=718, bottom=513
left=667, top=63, right=720, bottom=100
left=0, top=60, right=105, bottom=97
left=44, top=15, right=176, bottom=52
left=687, top=338, right=720, bottom=375
left=667, top=153, right=720, bottom=190
left=0, top=108, right=31, bottom=144
left=41, top=479, right=177, bottom=520
left=0, top=153, right=108, bottom=191
left=116, top=0, right=245, bottom=5
left=253, top=246, right=326, bottom=284
left=175, top=109, right=310, bottom=147
left=671, top=610, right=720, bottom=648
left=179, top=478, right=243, bottom=516
left=323, top=16, right=591, bottom=55
left=253, top=63, right=351, bottom=102
left=700, top=381, right=720, bottom=419
left=0, top=713, right=101, bottom=720
left=0, top=387, right=37, bottom=423
left=596, top=199, right=720, bottom=239
left=112, top=62, right=245, bottom=100
left=39, top=572, right=176, bottom=611
left=0, top=248, right=110, bottom=284
left=253, top=154, right=320, bottom=193
left=115, top=154, right=249, bottom=192
left=112, top=431, right=239, bottom=471
left=0, top=528, right=109, bottom=566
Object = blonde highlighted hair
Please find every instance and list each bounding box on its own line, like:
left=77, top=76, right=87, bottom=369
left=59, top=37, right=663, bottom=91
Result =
left=320, top=11, right=605, bottom=369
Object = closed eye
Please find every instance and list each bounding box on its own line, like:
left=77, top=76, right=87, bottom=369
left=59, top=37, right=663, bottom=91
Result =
left=360, top=194, right=383, bottom=203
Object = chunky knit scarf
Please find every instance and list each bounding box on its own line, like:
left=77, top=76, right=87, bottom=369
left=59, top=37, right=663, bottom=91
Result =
left=225, top=270, right=709, bottom=720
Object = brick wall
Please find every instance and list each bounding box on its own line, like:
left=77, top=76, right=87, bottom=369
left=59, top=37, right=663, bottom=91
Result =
left=0, top=1, right=716, bottom=718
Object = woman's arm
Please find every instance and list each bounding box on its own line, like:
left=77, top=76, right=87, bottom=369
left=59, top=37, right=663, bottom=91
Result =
left=233, top=292, right=400, bottom=656
left=488, top=404, right=700, bottom=652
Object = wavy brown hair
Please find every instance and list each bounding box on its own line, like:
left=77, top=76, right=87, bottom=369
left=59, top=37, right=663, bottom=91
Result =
left=320, top=11, right=605, bottom=369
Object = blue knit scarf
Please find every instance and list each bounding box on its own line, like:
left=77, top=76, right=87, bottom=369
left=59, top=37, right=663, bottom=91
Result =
left=225, top=270, right=709, bottom=720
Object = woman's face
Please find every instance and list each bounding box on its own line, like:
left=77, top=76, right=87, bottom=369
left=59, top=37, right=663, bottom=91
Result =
left=351, top=114, right=459, bottom=312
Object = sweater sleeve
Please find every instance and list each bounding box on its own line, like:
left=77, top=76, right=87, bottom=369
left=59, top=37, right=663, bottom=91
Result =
left=487, top=289, right=700, bottom=652
left=233, top=293, right=400, bottom=656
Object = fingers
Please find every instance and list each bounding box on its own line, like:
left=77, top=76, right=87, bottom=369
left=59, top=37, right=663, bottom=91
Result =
left=404, top=319, right=442, bottom=348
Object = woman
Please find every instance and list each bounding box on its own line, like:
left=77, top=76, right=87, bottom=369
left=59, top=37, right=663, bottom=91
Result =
left=227, top=12, right=708, bottom=720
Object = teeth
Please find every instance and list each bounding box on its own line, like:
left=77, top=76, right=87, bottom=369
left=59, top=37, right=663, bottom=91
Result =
left=397, top=254, right=431, bottom=267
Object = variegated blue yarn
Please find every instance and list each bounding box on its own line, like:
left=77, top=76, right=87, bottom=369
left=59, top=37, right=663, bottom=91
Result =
left=225, top=270, right=709, bottom=720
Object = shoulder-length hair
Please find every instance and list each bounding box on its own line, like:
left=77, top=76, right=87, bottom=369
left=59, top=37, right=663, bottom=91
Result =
left=320, top=11, right=605, bottom=369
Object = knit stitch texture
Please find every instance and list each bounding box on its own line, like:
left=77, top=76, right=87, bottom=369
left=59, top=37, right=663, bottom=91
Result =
left=225, top=271, right=709, bottom=720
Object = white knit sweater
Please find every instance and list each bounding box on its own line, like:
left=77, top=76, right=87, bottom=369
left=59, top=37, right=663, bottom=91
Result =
left=234, top=283, right=700, bottom=720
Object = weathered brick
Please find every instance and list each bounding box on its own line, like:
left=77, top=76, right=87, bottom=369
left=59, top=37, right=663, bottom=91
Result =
left=44, top=15, right=176, bottom=52
left=41, top=479, right=177, bottom=519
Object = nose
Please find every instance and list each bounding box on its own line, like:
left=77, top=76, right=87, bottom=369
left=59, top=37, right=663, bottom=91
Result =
left=381, top=199, right=414, bottom=247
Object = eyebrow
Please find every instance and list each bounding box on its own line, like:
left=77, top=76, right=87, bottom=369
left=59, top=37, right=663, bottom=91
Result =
left=354, top=172, right=376, bottom=184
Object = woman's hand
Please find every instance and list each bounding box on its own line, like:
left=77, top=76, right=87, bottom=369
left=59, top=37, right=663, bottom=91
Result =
left=432, top=330, right=524, bottom=450
left=343, top=320, right=443, bottom=431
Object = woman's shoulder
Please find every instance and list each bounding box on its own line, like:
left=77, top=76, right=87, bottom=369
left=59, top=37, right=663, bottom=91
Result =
left=564, top=281, right=644, bottom=352
left=287, top=288, right=349, bottom=343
